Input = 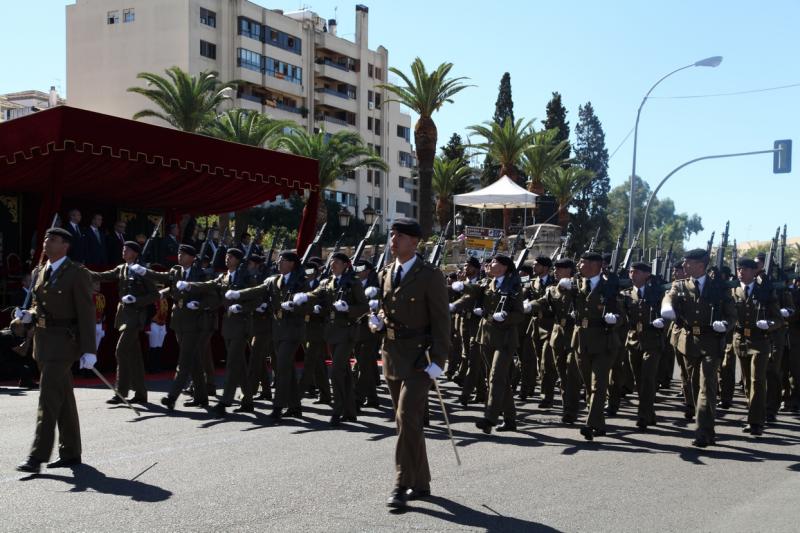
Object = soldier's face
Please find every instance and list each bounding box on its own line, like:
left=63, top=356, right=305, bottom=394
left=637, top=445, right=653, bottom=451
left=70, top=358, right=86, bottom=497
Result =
left=683, top=259, right=706, bottom=279
left=178, top=252, right=193, bottom=268
left=489, top=260, right=508, bottom=278
left=533, top=263, right=548, bottom=276
left=555, top=266, right=572, bottom=280
left=226, top=255, right=240, bottom=270
left=390, top=231, right=418, bottom=259
left=579, top=260, right=601, bottom=278
left=278, top=258, right=294, bottom=275
left=464, top=265, right=478, bottom=278
left=738, top=266, right=756, bottom=284
left=122, top=247, right=138, bottom=263
left=330, top=258, right=347, bottom=276
left=629, top=268, right=649, bottom=287
left=44, top=235, right=69, bottom=259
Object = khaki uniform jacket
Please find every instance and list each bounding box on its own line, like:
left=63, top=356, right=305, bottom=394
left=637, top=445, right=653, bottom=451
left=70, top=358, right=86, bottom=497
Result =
left=474, top=277, right=525, bottom=351
left=731, top=283, right=783, bottom=352
left=378, top=256, right=450, bottom=380
left=622, top=284, right=665, bottom=352
left=563, top=276, right=625, bottom=355
left=662, top=277, right=736, bottom=358
left=90, top=263, right=158, bottom=331
left=237, top=271, right=311, bottom=343
left=534, top=284, right=575, bottom=355
left=450, top=278, right=484, bottom=344
left=143, top=265, right=211, bottom=332
left=528, top=275, right=556, bottom=340
left=307, top=273, right=369, bottom=344
left=28, top=258, right=96, bottom=361
left=191, top=268, right=256, bottom=338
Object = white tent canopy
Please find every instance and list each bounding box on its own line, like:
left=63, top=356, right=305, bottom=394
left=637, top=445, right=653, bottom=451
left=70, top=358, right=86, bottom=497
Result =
left=453, top=175, right=538, bottom=209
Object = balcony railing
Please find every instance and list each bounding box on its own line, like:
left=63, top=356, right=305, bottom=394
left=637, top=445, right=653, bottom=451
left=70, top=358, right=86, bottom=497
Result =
left=275, top=102, right=302, bottom=114
left=315, top=87, right=354, bottom=100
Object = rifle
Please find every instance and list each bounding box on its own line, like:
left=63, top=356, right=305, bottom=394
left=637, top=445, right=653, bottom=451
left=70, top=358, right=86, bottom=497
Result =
left=713, top=221, right=729, bottom=276
left=705, top=231, right=715, bottom=258
left=662, top=242, right=673, bottom=282
left=264, top=227, right=283, bottom=273
left=777, top=224, right=787, bottom=279
left=619, top=228, right=641, bottom=275
left=300, top=222, right=327, bottom=266
left=514, top=225, right=543, bottom=271
left=321, top=232, right=345, bottom=279
left=375, top=231, right=391, bottom=271
left=427, top=221, right=451, bottom=267
left=194, top=224, right=213, bottom=270
left=557, top=226, right=573, bottom=260
left=763, top=227, right=780, bottom=280
left=353, top=215, right=382, bottom=264
left=608, top=233, right=624, bottom=274
left=12, top=213, right=60, bottom=355
left=489, top=233, right=502, bottom=258
left=730, top=239, right=739, bottom=281
left=587, top=227, right=601, bottom=252
left=139, top=216, right=163, bottom=266
left=211, top=222, right=230, bottom=268
left=509, top=230, right=525, bottom=258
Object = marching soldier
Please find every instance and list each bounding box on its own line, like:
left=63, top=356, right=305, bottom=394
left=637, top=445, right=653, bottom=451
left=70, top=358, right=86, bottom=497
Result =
left=299, top=259, right=332, bottom=405
left=661, top=248, right=736, bottom=447
left=732, top=258, right=783, bottom=435
left=717, top=266, right=737, bottom=409
left=621, top=261, right=666, bottom=430
left=515, top=263, right=536, bottom=400
left=232, top=251, right=310, bottom=421
left=15, top=227, right=96, bottom=473
left=367, top=218, right=449, bottom=509
left=472, top=254, right=525, bottom=434
left=130, top=244, right=211, bottom=411
left=245, top=254, right=273, bottom=401
left=449, top=257, right=488, bottom=407
left=558, top=251, right=625, bottom=441
left=354, top=259, right=382, bottom=409
left=304, top=252, right=369, bottom=425
left=89, top=241, right=158, bottom=405
left=185, top=248, right=255, bottom=417
left=529, top=256, right=557, bottom=408
left=784, top=277, right=800, bottom=411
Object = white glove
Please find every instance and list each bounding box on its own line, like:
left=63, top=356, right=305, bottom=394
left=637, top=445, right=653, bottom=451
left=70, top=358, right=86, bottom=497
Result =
left=229, top=304, right=243, bottom=314
left=333, top=300, right=349, bottom=312
left=523, top=300, right=533, bottom=314
left=313, top=304, right=322, bottom=315
left=122, top=294, right=136, bottom=304
left=292, top=292, right=308, bottom=305
left=756, top=319, right=770, bottom=330
left=129, top=263, right=146, bottom=275
left=651, top=318, right=665, bottom=329
left=225, top=289, right=240, bottom=300
left=661, top=307, right=676, bottom=320
left=492, top=311, right=507, bottom=322
left=473, top=308, right=484, bottom=317
left=14, top=308, right=33, bottom=323
left=176, top=280, right=190, bottom=291
left=780, top=308, right=792, bottom=318
left=368, top=314, right=384, bottom=332
left=425, top=362, right=444, bottom=380
left=604, top=313, right=618, bottom=325
left=364, top=286, right=378, bottom=298
left=281, top=301, right=295, bottom=311
left=369, top=299, right=379, bottom=312
left=255, top=302, right=267, bottom=313
left=569, top=310, right=577, bottom=319
left=79, top=353, right=97, bottom=369
left=187, top=301, right=200, bottom=310
left=448, top=303, right=456, bottom=313
left=712, top=320, right=728, bottom=333
left=558, top=278, right=573, bottom=290
left=451, top=281, right=465, bottom=293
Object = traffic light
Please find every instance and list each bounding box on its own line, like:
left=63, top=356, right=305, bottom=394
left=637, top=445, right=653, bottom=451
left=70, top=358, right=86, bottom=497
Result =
left=774, top=139, right=792, bottom=173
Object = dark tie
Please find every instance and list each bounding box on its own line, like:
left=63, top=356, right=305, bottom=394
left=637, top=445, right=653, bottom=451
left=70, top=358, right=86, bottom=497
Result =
left=334, top=277, right=340, bottom=289
left=745, top=285, right=750, bottom=299
left=638, top=287, right=644, bottom=299
left=43, top=265, right=53, bottom=282
left=393, top=266, right=403, bottom=288
left=184, top=268, right=190, bottom=281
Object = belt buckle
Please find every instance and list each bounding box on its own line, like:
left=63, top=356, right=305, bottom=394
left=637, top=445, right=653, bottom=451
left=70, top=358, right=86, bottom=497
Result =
left=37, top=316, right=46, bottom=328
left=581, top=318, right=588, bottom=328
left=744, top=327, right=751, bottom=337
left=692, top=326, right=701, bottom=335
left=386, top=327, right=396, bottom=340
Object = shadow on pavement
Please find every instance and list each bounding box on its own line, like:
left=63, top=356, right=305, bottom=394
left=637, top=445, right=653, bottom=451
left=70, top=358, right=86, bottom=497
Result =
left=20, top=463, right=172, bottom=502
left=405, top=496, right=562, bottom=532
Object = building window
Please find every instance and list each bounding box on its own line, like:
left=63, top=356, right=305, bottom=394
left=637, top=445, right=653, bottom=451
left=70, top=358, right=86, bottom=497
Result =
left=238, top=17, right=261, bottom=41
left=200, top=8, right=216, bottom=27
left=107, top=10, right=119, bottom=24
left=265, top=57, right=303, bottom=84
left=397, top=125, right=410, bottom=142
left=324, top=190, right=357, bottom=207
left=366, top=170, right=372, bottom=184
left=123, top=8, right=135, bottom=23
left=412, top=189, right=417, bottom=201
left=374, top=171, right=381, bottom=187
left=375, top=67, right=383, bottom=81
left=374, top=119, right=381, bottom=135
left=368, top=90, right=374, bottom=103
left=237, top=48, right=261, bottom=71
left=374, top=93, right=381, bottom=108
left=368, top=64, right=374, bottom=77
left=200, top=40, right=216, bottom=59
left=399, top=151, right=414, bottom=168
left=399, top=176, right=406, bottom=189
left=396, top=201, right=411, bottom=217
left=367, top=117, right=373, bottom=130
left=375, top=145, right=382, bottom=156
left=413, top=205, right=418, bottom=218
left=374, top=197, right=381, bottom=209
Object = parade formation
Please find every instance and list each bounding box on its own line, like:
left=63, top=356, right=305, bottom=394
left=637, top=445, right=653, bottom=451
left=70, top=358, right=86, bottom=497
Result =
left=6, top=211, right=799, bottom=511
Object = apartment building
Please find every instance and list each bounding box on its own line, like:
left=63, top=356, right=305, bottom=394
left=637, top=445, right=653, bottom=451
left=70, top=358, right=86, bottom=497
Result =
left=66, top=0, right=418, bottom=226
left=0, top=87, right=64, bottom=122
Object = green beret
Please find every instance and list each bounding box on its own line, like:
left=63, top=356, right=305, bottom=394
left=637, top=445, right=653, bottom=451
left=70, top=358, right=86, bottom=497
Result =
left=46, top=227, right=72, bottom=242
left=391, top=217, right=422, bottom=238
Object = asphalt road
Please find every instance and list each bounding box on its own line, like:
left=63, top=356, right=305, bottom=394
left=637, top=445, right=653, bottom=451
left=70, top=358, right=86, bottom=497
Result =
left=0, top=376, right=798, bottom=532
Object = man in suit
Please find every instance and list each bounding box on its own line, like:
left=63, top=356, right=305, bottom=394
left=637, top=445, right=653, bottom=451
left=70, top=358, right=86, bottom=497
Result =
left=107, top=220, right=128, bottom=265
left=64, top=208, right=87, bottom=264
left=85, top=213, right=108, bottom=266
left=14, top=227, right=96, bottom=473
left=88, top=241, right=159, bottom=405
left=239, top=232, right=263, bottom=260
left=160, top=223, right=180, bottom=267
left=367, top=218, right=450, bottom=509
left=661, top=248, right=737, bottom=447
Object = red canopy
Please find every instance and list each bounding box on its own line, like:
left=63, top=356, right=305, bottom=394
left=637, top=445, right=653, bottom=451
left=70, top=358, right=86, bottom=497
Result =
left=0, top=105, right=319, bottom=252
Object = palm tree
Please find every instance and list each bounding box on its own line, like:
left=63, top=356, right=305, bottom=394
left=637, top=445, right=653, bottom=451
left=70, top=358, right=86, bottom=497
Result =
left=467, top=118, right=537, bottom=231
left=202, top=108, right=296, bottom=149
left=540, top=166, right=594, bottom=228
left=521, top=128, right=572, bottom=195
left=278, top=129, right=388, bottom=228
left=379, top=58, right=472, bottom=238
left=127, top=66, right=237, bottom=132
left=432, top=157, right=473, bottom=230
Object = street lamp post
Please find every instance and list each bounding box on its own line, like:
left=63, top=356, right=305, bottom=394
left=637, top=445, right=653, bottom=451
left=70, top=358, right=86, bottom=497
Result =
left=628, top=56, right=723, bottom=246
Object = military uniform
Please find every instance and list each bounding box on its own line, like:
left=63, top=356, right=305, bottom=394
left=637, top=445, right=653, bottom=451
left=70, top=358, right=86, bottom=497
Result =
left=22, top=256, right=95, bottom=465
left=378, top=251, right=449, bottom=500
left=529, top=273, right=556, bottom=406
left=662, top=272, right=736, bottom=445
left=300, top=273, right=331, bottom=404
left=90, top=262, right=158, bottom=401
left=784, top=284, right=800, bottom=410
left=354, top=268, right=381, bottom=407
left=450, top=277, right=489, bottom=405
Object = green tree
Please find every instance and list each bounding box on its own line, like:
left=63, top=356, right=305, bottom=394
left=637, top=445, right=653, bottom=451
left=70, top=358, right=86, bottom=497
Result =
left=520, top=128, right=571, bottom=195
left=493, top=72, right=515, bottom=125
left=127, top=66, right=236, bottom=132
left=201, top=108, right=296, bottom=148
left=432, top=156, right=473, bottom=230
left=542, top=91, right=571, bottom=161
left=379, top=58, right=472, bottom=237
left=277, top=128, right=387, bottom=229
left=540, top=166, right=594, bottom=228
left=440, top=132, right=467, bottom=165
left=571, top=102, right=611, bottom=253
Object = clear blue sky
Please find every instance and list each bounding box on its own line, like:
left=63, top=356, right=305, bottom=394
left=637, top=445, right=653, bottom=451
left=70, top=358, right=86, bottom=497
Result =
left=3, top=1, right=798, bottom=248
